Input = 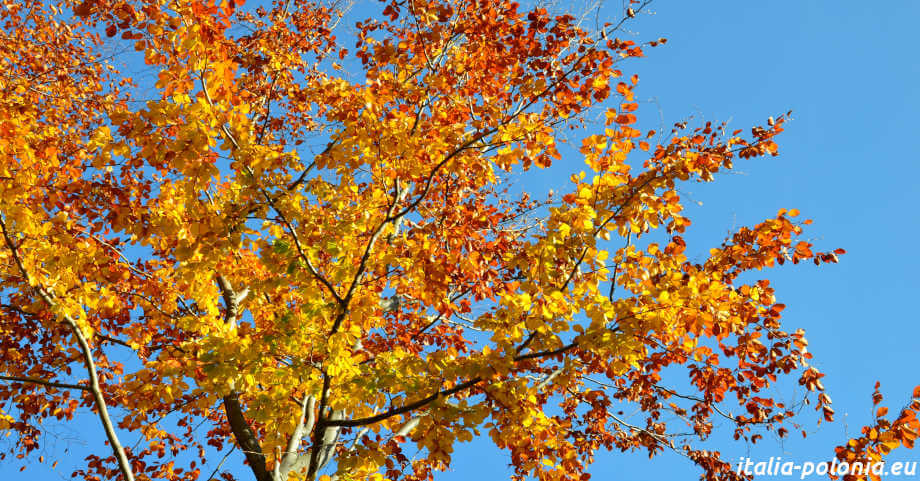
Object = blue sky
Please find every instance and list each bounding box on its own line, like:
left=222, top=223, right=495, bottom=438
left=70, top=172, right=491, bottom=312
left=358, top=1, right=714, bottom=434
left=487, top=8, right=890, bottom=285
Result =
left=3, top=1, right=919, bottom=480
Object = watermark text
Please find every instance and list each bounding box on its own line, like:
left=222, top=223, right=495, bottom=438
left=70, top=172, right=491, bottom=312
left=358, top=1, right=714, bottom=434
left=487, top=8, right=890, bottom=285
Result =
left=736, top=456, right=917, bottom=479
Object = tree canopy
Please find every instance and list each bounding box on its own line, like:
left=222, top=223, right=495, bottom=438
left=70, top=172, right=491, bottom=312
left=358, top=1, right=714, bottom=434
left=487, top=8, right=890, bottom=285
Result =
left=0, top=1, right=917, bottom=481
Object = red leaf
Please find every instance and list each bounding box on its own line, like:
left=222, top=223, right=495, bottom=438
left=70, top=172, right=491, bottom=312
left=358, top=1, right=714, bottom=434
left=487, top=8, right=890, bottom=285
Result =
left=73, top=0, right=95, bottom=16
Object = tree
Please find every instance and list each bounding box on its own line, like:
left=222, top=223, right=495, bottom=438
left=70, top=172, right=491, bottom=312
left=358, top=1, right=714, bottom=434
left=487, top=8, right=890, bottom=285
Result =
left=0, top=1, right=915, bottom=481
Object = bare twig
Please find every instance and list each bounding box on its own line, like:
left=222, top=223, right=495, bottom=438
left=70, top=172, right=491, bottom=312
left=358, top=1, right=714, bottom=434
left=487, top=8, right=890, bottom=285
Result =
left=0, top=374, right=88, bottom=391
left=204, top=446, right=237, bottom=481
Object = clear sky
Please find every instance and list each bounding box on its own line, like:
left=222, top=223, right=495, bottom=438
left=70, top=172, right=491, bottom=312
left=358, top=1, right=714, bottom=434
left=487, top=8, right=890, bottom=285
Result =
left=3, top=1, right=919, bottom=480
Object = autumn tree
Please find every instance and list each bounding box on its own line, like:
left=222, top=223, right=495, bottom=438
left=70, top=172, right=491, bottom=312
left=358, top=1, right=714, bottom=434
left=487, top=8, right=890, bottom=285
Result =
left=0, top=0, right=914, bottom=481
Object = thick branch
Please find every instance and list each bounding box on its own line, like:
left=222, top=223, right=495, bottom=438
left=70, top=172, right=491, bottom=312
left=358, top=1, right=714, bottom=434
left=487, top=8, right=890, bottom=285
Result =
left=276, top=395, right=316, bottom=479
left=315, top=409, right=343, bottom=471
left=215, top=274, right=249, bottom=328
left=213, top=274, right=272, bottom=481
left=305, top=374, right=332, bottom=480
left=222, top=393, right=272, bottom=481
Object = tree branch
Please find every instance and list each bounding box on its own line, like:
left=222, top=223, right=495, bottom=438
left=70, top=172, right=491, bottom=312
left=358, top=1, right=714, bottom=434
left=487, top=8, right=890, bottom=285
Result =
left=0, top=214, right=136, bottom=481
left=275, top=395, right=316, bottom=479
left=0, top=374, right=89, bottom=391
left=205, top=446, right=237, bottom=481
left=213, top=273, right=271, bottom=481
left=324, top=377, right=482, bottom=428
left=222, top=392, right=272, bottom=481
